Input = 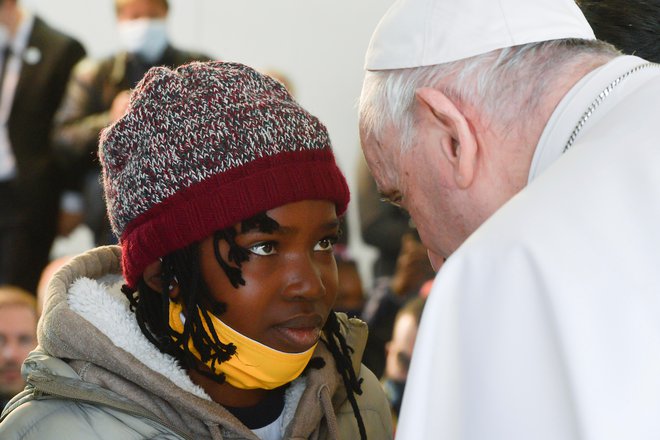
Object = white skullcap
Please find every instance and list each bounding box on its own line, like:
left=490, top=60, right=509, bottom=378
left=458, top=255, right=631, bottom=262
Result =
left=365, top=0, right=596, bottom=70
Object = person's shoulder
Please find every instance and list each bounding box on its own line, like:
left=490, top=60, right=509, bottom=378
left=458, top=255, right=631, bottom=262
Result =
left=0, top=398, right=103, bottom=439
left=334, top=313, right=369, bottom=351
left=169, top=46, right=213, bottom=64
left=335, top=363, right=394, bottom=439
left=31, top=16, right=85, bottom=53
left=356, top=363, right=390, bottom=410
left=70, top=54, right=118, bottom=81
left=27, top=16, right=85, bottom=72
left=0, top=397, right=182, bottom=439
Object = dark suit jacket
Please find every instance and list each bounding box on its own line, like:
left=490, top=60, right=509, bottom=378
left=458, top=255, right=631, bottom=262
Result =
left=9, top=16, right=85, bottom=203
left=0, top=16, right=85, bottom=292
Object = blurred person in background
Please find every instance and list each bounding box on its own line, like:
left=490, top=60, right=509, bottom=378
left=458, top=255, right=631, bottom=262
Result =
left=381, top=296, right=425, bottom=428
left=361, top=232, right=435, bottom=379
left=0, top=0, right=85, bottom=293
left=0, top=285, right=37, bottom=408
left=54, top=0, right=209, bottom=246
left=35, top=255, right=72, bottom=315
left=357, top=155, right=413, bottom=279
left=334, top=257, right=365, bottom=319
left=578, top=0, right=660, bottom=62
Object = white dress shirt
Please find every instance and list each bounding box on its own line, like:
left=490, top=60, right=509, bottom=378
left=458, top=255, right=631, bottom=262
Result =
left=0, top=12, right=34, bottom=181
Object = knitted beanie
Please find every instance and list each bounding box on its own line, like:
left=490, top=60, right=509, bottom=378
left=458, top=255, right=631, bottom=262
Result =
left=99, top=61, right=350, bottom=288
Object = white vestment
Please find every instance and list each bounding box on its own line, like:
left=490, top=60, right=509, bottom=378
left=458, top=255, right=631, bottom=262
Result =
left=397, top=55, right=660, bottom=439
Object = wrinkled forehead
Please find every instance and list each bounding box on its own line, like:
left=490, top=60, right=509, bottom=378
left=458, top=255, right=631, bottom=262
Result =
left=0, top=304, right=38, bottom=330
left=360, top=125, right=404, bottom=197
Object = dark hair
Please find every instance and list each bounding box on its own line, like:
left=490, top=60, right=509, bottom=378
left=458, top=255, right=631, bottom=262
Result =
left=122, top=213, right=367, bottom=439
left=115, top=0, right=169, bottom=14
left=578, top=0, right=660, bottom=62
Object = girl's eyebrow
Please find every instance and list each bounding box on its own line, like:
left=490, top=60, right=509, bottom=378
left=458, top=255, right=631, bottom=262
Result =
left=240, top=213, right=280, bottom=234
left=242, top=218, right=340, bottom=235
left=322, top=219, right=341, bottom=231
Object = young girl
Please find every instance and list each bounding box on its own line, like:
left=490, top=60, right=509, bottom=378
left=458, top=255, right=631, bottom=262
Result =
left=0, top=62, right=392, bottom=439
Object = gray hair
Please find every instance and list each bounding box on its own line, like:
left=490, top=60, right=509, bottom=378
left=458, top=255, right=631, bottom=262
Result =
left=359, top=38, right=619, bottom=150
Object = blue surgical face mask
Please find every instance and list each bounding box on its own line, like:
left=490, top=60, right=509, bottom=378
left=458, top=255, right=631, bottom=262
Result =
left=117, top=18, right=168, bottom=63
left=382, top=378, right=406, bottom=416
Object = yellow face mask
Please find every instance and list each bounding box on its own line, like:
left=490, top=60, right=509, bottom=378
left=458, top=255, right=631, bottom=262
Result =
left=169, top=301, right=318, bottom=390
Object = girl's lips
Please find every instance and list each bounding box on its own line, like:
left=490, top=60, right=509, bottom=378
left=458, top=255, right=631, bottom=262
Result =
left=274, top=314, right=324, bottom=352
left=275, top=326, right=322, bottom=352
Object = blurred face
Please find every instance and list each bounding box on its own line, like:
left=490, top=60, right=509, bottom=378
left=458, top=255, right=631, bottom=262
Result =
left=360, top=124, right=472, bottom=261
left=116, top=0, right=167, bottom=21
left=0, top=305, right=37, bottom=397
left=200, top=200, right=339, bottom=354
left=0, top=0, right=16, bottom=28
left=334, top=261, right=364, bottom=318
left=0, top=1, right=7, bottom=27
left=385, top=312, right=418, bottom=381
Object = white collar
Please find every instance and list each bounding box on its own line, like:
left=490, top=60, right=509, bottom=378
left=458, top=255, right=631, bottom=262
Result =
left=68, top=276, right=212, bottom=400
left=528, top=55, right=654, bottom=183
left=9, top=10, right=34, bottom=55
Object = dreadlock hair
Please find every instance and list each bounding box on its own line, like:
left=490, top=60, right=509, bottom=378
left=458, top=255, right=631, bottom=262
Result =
left=122, top=237, right=237, bottom=384
left=321, top=312, right=367, bottom=439
left=121, top=212, right=367, bottom=439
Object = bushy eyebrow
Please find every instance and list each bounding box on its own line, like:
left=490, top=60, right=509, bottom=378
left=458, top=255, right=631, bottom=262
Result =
left=240, top=212, right=279, bottom=234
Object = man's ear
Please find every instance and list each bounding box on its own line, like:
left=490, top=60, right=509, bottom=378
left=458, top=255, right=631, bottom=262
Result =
left=415, top=87, right=478, bottom=189
left=142, top=260, right=180, bottom=300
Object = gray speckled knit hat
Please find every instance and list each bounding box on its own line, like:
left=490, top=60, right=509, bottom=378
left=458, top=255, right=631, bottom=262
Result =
left=99, top=61, right=349, bottom=288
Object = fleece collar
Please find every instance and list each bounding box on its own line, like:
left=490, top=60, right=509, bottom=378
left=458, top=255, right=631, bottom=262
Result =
left=67, top=275, right=211, bottom=400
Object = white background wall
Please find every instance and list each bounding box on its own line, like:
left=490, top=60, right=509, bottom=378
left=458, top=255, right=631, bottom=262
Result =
left=26, top=0, right=393, bottom=286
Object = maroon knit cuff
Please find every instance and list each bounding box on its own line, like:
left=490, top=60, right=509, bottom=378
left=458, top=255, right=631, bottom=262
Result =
left=120, top=149, right=350, bottom=288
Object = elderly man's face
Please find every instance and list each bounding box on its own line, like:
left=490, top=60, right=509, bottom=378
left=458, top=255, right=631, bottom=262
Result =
left=360, top=124, right=473, bottom=264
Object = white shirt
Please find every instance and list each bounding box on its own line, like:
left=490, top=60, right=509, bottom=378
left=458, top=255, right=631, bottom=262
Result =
left=0, top=12, right=34, bottom=181
left=252, top=411, right=284, bottom=440
left=397, top=55, right=660, bottom=440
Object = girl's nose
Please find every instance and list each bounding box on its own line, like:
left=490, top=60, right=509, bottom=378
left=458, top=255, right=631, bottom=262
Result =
left=282, top=254, right=326, bottom=301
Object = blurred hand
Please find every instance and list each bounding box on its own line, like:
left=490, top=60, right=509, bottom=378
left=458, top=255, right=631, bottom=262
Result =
left=391, top=233, right=435, bottom=296
left=110, top=90, right=131, bottom=122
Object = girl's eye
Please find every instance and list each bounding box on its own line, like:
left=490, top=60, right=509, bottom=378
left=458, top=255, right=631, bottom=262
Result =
left=314, top=236, right=337, bottom=252
left=248, top=242, right=277, bottom=256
